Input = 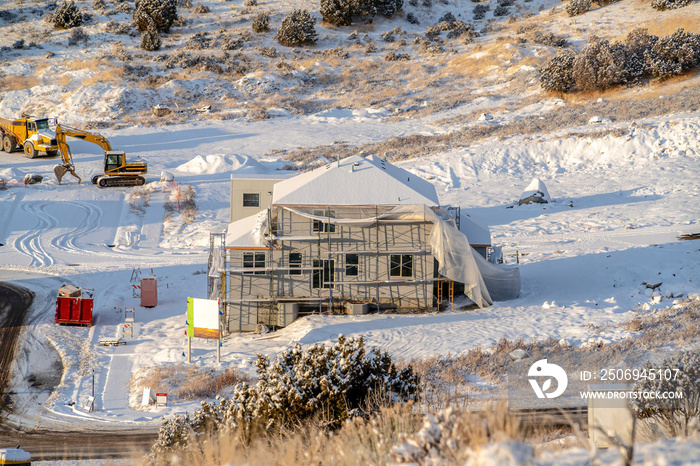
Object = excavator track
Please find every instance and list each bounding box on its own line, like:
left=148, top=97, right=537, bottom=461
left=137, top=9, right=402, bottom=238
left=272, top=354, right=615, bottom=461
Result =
left=96, top=176, right=146, bottom=188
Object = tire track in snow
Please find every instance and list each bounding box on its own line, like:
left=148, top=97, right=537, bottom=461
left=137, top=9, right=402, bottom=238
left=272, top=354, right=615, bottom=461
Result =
left=13, top=203, right=58, bottom=267
left=50, top=201, right=103, bottom=256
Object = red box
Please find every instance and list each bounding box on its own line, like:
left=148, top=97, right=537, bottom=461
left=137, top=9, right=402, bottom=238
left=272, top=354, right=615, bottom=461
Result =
left=55, top=289, right=94, bottom=326
left=141, top=277, right=157, bottom=308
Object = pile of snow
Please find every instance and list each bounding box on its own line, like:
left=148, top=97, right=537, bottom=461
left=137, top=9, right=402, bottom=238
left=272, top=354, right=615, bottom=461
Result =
left=519, top=178, right=552, bottom=205
left=0, top=167, right=26, bottom=181
left=176, top=154, right=267, bottom=175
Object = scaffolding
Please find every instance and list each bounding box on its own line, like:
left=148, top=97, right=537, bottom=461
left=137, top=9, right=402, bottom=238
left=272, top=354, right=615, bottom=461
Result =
left=221, top=205, right=439, bottom=332
left=216, top=203, right=498, bottom=332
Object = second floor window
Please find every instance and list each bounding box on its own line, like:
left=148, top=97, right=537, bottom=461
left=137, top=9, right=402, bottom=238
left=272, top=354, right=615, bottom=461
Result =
left=243, top=252, right=265, bottom=275
left=243, top=193, right=260, bottom=207
left=313, top=209, right=336, bottom=233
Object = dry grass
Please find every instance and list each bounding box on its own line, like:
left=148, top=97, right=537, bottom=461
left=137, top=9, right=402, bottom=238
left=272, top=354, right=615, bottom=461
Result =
left=0, top=75, right=39, bottom=91
left=164, top=185, right=197, bottom=233
left=410, top=298, right=700, bottom=408
left=641, top=9, right=700, bottom=36
left=130, top=363, right=249, bottom=403
left=146, top=402, right=536, bottom=465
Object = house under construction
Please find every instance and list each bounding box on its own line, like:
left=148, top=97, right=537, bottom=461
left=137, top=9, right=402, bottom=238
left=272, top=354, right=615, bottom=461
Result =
left=209, top=155, right=519, bottom=332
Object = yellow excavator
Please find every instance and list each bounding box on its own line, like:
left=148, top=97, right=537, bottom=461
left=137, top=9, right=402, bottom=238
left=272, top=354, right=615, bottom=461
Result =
left=54, top=124, right=147, bottom=187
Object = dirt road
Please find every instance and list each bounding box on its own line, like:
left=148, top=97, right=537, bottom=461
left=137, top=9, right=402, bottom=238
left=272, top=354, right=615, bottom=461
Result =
left=0, top=282, right=33, bottom=416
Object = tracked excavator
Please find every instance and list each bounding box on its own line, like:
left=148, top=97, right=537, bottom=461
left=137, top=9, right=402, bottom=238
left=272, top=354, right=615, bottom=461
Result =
left=54, top=124, right=147, bottom=187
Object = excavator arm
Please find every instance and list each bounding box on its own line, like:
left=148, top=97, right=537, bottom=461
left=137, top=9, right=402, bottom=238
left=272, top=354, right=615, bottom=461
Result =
left=54, top=124, right=114, bottom=185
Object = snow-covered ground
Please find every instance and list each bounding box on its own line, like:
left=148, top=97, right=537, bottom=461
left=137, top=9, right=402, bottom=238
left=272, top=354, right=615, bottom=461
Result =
left=1, top=101, right=699, bottom=434
left=1, top=0, right=700, bottom=461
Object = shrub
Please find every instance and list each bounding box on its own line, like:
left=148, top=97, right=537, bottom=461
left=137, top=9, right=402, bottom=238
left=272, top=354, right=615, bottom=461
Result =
left=493, top=5, right=510, bottom=16
left=134, top=0, right=178, bottom=33
left=473, top=4, right=489, bottom=20
left=651, top=0, right=691, bottom=10
left=320, top=0, right=353, bottom=26
left=634, top=351, right=700, bottom=437
left=385, top=51, right=410, bottom=61
left=376, top=0, right=404, bottom=17
left=646, top=29, right=700, bottom=78
left=276, top=9, right=317, bottom=47
left=67, top=27, right=89, bottom=46
left=141, top=27, right=162, bottom=51
left=150, top=335, right=420, bottom=456
left=192, top=4, right=210, bottom=14
left=572, top=36, right=627, bottom=91
left=320, top=0, right=401, bottom=26
left=243, top=0, right=257, bottom=6
left=539, top=50, right=575, bottom=92
left=406, top=12, right=419, bottom=24
left=53, top=0, right=83, bottom=29
left=533, top=31, right=568, bottom=48
left=251, top=12, right=270, bottom=32
left=565, top=0, right=591, bottom=16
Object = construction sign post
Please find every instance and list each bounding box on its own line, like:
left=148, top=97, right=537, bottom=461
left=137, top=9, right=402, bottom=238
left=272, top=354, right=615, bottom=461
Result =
left=186, top=298, right=221, bottom=363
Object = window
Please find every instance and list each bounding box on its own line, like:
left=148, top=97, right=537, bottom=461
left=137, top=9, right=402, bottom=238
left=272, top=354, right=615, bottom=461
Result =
left=312, top=209, right=336, bottom=233
left=243, top=252, right=265, bottom=275
left=289, top=253, right=302, bottom=275
left=346, top=254, right=359, bottom=276
left=243, top=193, right=260, bottom=207
left=36, top=119, right=49, bottom=130
left=312, top=259, right=334, bottom=288
left=390, top=254, right=413, bottom=277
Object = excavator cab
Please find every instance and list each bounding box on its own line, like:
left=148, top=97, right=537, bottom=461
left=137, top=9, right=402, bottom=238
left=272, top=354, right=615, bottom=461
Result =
left=105, top=152, right=123, bottom=173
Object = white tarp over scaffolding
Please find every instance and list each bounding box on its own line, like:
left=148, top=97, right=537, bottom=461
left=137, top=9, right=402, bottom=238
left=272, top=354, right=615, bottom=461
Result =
left=266, top=204, right=520, bottom=308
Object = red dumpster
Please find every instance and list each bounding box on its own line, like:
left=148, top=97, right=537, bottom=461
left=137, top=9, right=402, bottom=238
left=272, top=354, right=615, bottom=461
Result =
left=55, top=284, right=94, bottom=326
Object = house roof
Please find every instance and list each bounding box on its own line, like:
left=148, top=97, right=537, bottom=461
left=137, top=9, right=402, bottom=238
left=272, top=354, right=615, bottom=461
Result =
left=225, top=210, right=266, bottom=248
left=271, top=155, right=440, bottom=206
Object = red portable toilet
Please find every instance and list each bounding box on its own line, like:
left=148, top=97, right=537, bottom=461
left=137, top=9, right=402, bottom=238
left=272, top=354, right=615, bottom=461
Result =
left=141, top=277, right=158, bottom=307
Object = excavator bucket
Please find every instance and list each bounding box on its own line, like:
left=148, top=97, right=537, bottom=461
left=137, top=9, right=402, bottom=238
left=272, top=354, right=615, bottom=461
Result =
left=53, top=164, right=81, bottom=185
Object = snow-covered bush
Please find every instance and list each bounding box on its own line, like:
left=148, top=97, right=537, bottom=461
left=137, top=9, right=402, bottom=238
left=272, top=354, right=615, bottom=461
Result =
left=53, top=0, right=83, bottom=29
left=320, top=0, right=402, bottom=26
left=646, top=29, right=700, bottom=79
left=473, top=4, right=489, bottom=20
left=150, top=335, right=420, bottom=456
left=565, top=0, right=591, bottom=16
left=493, top=4, right=510, bottom=16
left=651, top=0, right=691, bottom=10
left=67, top=27, right=89, bottom=46
left=392, top=404, right=524, bottom=464
left=539, top=50, right=575, bottom=92
left=572, top=37, right=627, bottom=91
left=376, top=0, right=404, bottom=17
left=385, top=51, right=411, bottom=61
left=134, top=0, right=178, bottom=33
left=276, top=9, right=317, bottom=47
left=251, top=12, right=270, bottom=32
left=533, top=31, right=569, bottom=48
left=320, top=0, right=354, bottom=26
left=141, top=27, right=162, bottom=51
left=192, top=4, right=210, bottom=14
left=634, top=351, right=700, bottom=437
